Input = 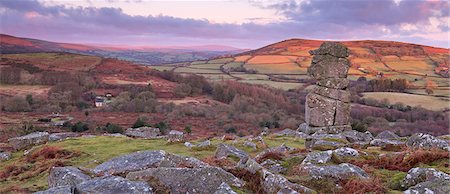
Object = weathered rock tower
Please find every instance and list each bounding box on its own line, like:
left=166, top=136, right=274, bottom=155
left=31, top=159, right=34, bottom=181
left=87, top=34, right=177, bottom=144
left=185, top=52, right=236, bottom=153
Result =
left=300, top=42, right=352, bottom=134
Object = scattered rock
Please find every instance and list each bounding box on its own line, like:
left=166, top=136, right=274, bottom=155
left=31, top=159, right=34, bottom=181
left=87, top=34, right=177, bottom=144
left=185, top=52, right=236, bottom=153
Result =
left=215, top=143, right=248, bottom=160
left=375, top=131, right=400, bottom=140
left=370, top=139, right=405, bottom=150
left=332, top=147, right=359, bottom=161
left=275, top=128, right=309, bottom=138
left=214, top=182, right=237, bottom=194
left=254, top=144, right=292, bottom=162
left=243, top=141, right=257, bottom=150
left=305, top=138, right=345, bottom=151
left=401, top=167, right=450, bottom=189
left=167, top=130, right=185, bottom=142
left=125, top=127, right=161, bottom=139
left=261, top=159, right=287, bottom=174
left=261, top=169, right=314, bottom=194
left=403, top=179, right=450, bottom=194
left=0, top=151, right=11, bottom=161
left=93, top=150, right=166, bottom=175
left=301, top=150, right=333, bottom=165
left=341, top=130, right=373, bottom=143
left=184, top=142, right=194, bottom=148
left=302, top=163, right=369, bottom=181
left=76, top=175, right=153, bottom=194
left=103, top=133, right=127, bottom=138
left=406, top=133, right=449, bottom=150
left=8, top=132, right=49, bottom=150
left=48, top=132, right=80, bottom=142
left=48, top=166, right=91, bottom=188
left=277, top=187, right=300, bottom=194
left=236, top=157, right=263, bottom=174
left=34, top=186, right=74, bottom=194
left=198, top=140, right=211, bottom=147
left=127, top=167, right=244, bottom=194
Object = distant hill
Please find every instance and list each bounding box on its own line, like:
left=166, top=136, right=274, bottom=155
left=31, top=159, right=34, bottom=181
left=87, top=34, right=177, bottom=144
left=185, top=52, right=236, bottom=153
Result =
left=0, top=34, right=245, bottom=65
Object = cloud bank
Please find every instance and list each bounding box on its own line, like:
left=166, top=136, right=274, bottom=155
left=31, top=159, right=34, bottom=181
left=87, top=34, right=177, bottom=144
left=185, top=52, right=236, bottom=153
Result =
left=0, top=0, right=448, bottom=48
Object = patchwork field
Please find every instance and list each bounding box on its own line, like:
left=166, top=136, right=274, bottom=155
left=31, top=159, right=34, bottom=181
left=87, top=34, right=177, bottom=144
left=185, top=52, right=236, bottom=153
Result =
left=362, top=92, right=449, bottom=111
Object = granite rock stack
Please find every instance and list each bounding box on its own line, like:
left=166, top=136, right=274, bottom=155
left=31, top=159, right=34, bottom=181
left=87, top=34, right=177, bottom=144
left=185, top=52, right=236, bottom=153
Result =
left=304, top=42, right=352, bottom=134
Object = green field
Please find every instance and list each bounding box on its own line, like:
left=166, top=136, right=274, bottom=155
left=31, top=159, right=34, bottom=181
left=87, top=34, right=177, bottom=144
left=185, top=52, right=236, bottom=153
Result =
left=362, top=92, right=450, bottom=111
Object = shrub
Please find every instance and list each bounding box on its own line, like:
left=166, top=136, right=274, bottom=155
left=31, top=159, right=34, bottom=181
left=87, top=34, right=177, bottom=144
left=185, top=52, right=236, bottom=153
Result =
left=104, top=123, right=123, bottom=134
left=3, top=96, right=31, bottom=112
left=225, top=127, right=237, bottom=134
left=173, top=83, right=192, bottom=98
left=132, top=117, right=149, bottom=128
left=338, top=178, right=387, bottom=194
left=184, top=125, right=192, bottom=134
left=155, top=121, right=170, bottom=135
left=71, top=122, right=89, bottom=132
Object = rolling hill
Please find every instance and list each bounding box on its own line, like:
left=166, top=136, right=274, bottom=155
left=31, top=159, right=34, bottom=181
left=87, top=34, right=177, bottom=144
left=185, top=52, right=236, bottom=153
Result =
left=159, top=39, right=449, bottom=98
left=0, top=34, right=244, bottom=65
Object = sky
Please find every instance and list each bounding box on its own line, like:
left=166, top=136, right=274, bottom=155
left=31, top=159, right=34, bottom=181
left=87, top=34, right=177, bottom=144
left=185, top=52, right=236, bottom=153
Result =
left=0, top=0, right=449, bottom=49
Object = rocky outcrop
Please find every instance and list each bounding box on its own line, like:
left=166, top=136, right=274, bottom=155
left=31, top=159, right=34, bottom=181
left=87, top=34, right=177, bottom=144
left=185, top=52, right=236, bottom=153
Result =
left=261, top=169, right=315, bottom=194
left=401, top=167, right=450, bottom=189
left=167, top=130, right=185, bottom=142
left=76, top=175, right=153, bottom=194
left=126, top=167, right=244, bottom=194
left=243, top=141, right=257, bottom=150
left=48, top=132, right=80, bottom=142
left=215, top=143, right=248, bottom=160
left=93, top=150, right=207, bottom=175
left=48, top=166, right=91, bottom=188
left=125, top=127, right=161, bottom=139
left=332, top=147, right=359, bottom=161
left=406, top=133, right=449, bottom=150
left=403, top=179, right=450, bottom=194
left=304, top=42, right=351, bottom=131
left=261, top=159, right=287, bottom=174
left=370, top=139, right=405, bottom=150
left=34, top=186, right=73, bottom=194
left=8, top=132, right=49, bottom=150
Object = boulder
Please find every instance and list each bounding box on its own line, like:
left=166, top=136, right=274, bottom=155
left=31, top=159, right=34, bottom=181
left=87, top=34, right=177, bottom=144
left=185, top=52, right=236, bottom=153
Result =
left=75, top=175, right=153, bottom=194
left=48, top=166, right=91, bottom=188
left=48, top=132, right=80, bottom=142
left=375, top=131, right=400, bottom=140
left=301, top=150, right=333, bottom=165
left=255, top=144, right=293, bottom=162
left=370, top=139, right=405, bottom=149
left=93, top=150, right=207, bottom=175
left=167, top=130, right=185, bottom=142
left=125, top=127, right=161, bottom=139
left=305, top=93, right=336, bottom=127
left=184, top=142, right=194, bottom=148
left=308, top=42, right=349, bottom=58
left=277, top=188, right=300, bottom=194
left=341, top=130, right=373, bottom=143
left=261, top=159, right=287, bottom=174
left=126, top=167, right=244, bottom=194
left=332, top=147, right=359, bottom=161
left=334, top=101, right=351, bottom=126
left=8, top=132, right=49, bottom=150
left=275, top=128, right=309, bottom=138
left=34, top=186, right=74, bottom=194
left=316, top=78, right=349, bottom=90
left=311, top=85, right=350, bottom=102
left=261, top=169, right=315, bottom=194
left=215, top=143, right=248, bottom=160
left=93, top=150, right=166, bottom=175
left=403, top=179, right=450, bottom=194
left=401, top=167, right=450, bottom=189
left=406, top=133, right=449, bottom=150
left=214, top=182, right=237, bottom=194
left=236, top=157, right=263, bottom=174
left=198, top=140, right=211, bottom=147
left=243, top=141, right=257, bottom=150
left=302, top=163, right=369, bottom=181
left=0, top=151, right=11, bottom=161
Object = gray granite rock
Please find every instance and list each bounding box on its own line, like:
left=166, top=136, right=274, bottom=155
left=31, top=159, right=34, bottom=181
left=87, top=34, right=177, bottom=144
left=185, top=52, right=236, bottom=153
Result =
left=125, top=127, right=161, bottom=139
left=49, top=132, right=80, bottom=142
left=261, top=159, right=287, bottom=174
left=302, top=150, right=333, bottom=165
left=34, top=186, right=74, bottom=194
left=0, top=151, right=11, bottom=161
left=302, top=163, right=369, bottom=181
left=403, top=179, right=450, bottom=194
left=215, top=143, right=248, bottom=160
left=401, top=167, right=450, bottom=189
left=375, top=131, right=400, bottom=140
left=75, top=175, right=152, bottom=194
left=261, top=169, right=315, bottom=194
left=93, top=150, right=166, bottom=175
left=8, top=132, right=49, bottom=150
left=406, top=133, right=449, bottom=150
left=126, top=167, right=243, bottom=194
left=214, top=182, right=237, bottom=194
left=48, top=166, right=91, bottom=188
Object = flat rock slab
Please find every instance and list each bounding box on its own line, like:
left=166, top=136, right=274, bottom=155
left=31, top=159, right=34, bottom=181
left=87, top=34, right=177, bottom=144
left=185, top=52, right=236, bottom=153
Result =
left=126, top=167, right=244, bottom=194
left=93, top=150, right=208, bottom=175
left=49, top=132, right=80, bottom=142
left=75, top=175, right=153, bottom=194
left=302, top=163, right=369, bottom=181
left=49, top=166, right=91, bottom=188
left=125, top=127, right=161, bottom=139
left=8, top=132, right=49, bottom=150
